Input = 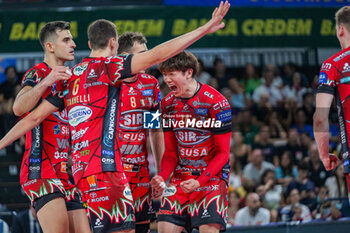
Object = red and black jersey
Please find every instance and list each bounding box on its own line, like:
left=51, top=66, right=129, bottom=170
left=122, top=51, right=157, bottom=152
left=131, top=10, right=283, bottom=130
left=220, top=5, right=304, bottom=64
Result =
left=20, top=62, right=69, bottom=184
left=47, top=55, right=133, bottom=183
left=117, top=74, right=160, bottom=169
left=318, top=46, right=350, bottom=173
left=160, top=83, right=232, bottom=179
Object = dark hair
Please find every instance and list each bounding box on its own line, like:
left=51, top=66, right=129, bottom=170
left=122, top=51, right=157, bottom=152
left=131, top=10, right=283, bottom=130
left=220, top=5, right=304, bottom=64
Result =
left=336, top=6, right=350, bottom=32
left=213, top=57, right=223, bottom=67
left=281, top=151, right=294, bottom=177
left=158, top=51, right=199, bottom=77
left=118, top=32, right=147, bottom=54
left=88, top=19, right=117, bottom=50
left=260, top=169, right=275, bottom=185
left=5, top=66, right=17, bottom=76
left=298, top=161, right=309, bottom=171
left=39, top=21, right=70, bottom=50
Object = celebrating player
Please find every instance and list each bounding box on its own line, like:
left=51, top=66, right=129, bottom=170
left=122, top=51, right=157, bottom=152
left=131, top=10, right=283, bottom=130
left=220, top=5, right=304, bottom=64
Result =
left=151, top=51, right=232, bottom=233
left=0, top=1, right=230, bottom=232
left=12, top=21, right=90, bottom=233
left=117, top=32, right=164, bottom=233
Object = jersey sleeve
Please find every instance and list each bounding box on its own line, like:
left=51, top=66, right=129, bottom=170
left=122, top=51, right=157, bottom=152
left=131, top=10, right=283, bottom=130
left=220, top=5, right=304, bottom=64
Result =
left=151, top=81, right=161, bottom=111
left=209, top=96, right=232, bottom=134
left=45, top=80, right=65, bottom=111
left=317, top=61, right=337, bottom=95
left=106, top=54, right=133, bottom=86
left=21, top=68, right=42, bottom=87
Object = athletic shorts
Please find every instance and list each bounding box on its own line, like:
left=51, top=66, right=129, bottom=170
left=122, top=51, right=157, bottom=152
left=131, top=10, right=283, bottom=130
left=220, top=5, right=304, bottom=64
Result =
left=21, top=178, right=80, bottom=212
left=124, top=164, right=155, bottom=222
left=77, top=172, right=135, bottom=233
left=157, top=175, right=228, bottom=231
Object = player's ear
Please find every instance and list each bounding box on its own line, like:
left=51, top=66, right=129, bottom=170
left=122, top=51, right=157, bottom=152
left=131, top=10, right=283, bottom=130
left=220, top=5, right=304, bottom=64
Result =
left=338, top=24, right=345, bottom=37
left=186, top=68, right=193, bottom=79
left=45, top=41, right=54, bottom=53
left=88, top=41, right=92, bottom=50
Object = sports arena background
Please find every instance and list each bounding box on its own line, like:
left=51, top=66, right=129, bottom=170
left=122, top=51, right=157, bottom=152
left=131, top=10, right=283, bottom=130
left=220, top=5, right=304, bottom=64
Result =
left=0, top=0, right=350, bottom=232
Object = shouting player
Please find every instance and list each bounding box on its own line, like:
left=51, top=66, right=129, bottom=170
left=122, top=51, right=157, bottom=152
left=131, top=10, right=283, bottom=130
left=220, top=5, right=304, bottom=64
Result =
left=117, top=32, right=164, bottom=233
left=0, top=1, right=230, bottom=232
left=12, top=21, right=90, bottom=233
left=151, top=51, right=232, bottom=233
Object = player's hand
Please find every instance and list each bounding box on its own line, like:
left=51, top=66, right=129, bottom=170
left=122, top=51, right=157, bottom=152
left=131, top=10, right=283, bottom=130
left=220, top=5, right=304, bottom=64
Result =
left=151, top=175, right=165, bottom=197
left=180, top=179, right=200, bottom=193
left=205, top=1, right=230, bottom=34
left=321, top=153, right=339, bottom=171
left=46, top=66, right=72, bottom=86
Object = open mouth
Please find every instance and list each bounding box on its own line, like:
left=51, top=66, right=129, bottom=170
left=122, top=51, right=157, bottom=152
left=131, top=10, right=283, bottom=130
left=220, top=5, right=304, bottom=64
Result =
left=169, top=85, right=177, bottom=92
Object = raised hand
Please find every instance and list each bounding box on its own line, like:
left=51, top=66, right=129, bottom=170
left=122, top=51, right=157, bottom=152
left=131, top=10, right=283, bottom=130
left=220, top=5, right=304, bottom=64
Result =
left=205, top=1, right=231, bottom=34
left=46, top=66, right=71, bottom=86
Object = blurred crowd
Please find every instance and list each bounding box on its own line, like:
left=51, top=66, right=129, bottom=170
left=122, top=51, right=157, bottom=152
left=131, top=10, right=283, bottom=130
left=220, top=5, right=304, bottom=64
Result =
left=0, top=57, right=347, bottom=229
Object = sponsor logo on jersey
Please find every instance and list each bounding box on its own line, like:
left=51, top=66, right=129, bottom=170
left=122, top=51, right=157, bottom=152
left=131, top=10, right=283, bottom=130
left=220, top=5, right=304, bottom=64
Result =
left=343, top=63, right=350, bottom=73
left=69, top=106, right=93, bottom=127
left=56, top=138, right=69, bottom=150
left=201, top=209, right=211, bottom=218
left=52, top=109, right=68, bottom=123
left=318, top=72, right=328, bottom=84
left=80, top=150, right=90, bottom=156
left=73, top=140, right=89, bottom=153
left=53, top=125, right=69, bottom=135
left=213, top=99, right=230, bottom=110
left=73, top=63, right=88, bottom=76
left=321, top=63, right=332, bottom=71
left=340, top=76, right=350, bottom=84
left=143, top=110, right=161, bottom=129
left=128, top=87, right=137, bottom=96
left=29, top=158, right=41, bottom=163
left=179, top=147, right=209, bottom=157
left=141, top=74, right=152, bottom=79
left=120, top=110, right=144, bottom=130
left=94, top=218, right=103, bottom=228
left=61, top=162, right=67, bottom=173
left=71, top=127, right=89, bottom=140
left=142, top=89, right=153, bottom=96
left=334, top=50, right=350, bottom=62
left=123, top=186, right=133, bottom=200
left=216, top=109, right=232, bottom=122
left=87, top=175, right=97, bottom=189
left=120, top=145, right=144, bottom=156
left=192, top=101, right=211, bottom=107
left=122, top=155, right=146, bottom=164
left=54, top=151, right=68, bottom=159
left=163, top=186, right=177, bottom=197
left=195, top=108, right=208, bottom=115
left=179, top=157, right=207, bottom=168
left=87, top=69, right=97, bottom=79
left=204, top=91, right=214, bottom=99
left=119, top=132, right=146, bottom=142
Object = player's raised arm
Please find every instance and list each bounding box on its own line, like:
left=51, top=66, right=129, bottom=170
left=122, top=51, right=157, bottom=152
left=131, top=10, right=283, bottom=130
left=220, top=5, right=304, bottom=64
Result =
left=131, top=0, right=230, bottom=74
left=0, top=100, right=57, bottom=151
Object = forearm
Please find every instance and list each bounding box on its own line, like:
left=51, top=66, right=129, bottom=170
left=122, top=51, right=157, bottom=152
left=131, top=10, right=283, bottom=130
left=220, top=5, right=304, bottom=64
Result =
left=314, top=114, right=330, bottom=159
left=149, top=128, right=164, bottom=173
left=197, top=132, right=231, bottom=186
left=13, top=81, right=52, bottom=116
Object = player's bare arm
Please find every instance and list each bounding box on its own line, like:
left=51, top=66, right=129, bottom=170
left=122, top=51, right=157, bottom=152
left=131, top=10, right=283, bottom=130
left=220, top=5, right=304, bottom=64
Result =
left=0, top=100, right=57, bottom=150
left=13, top=66, right=71, bottom=116
left=149, top=128, right=164, bottom=173
left=313, top=92, right=339, bottom=171
left=131, top=1, right=230, bottom=74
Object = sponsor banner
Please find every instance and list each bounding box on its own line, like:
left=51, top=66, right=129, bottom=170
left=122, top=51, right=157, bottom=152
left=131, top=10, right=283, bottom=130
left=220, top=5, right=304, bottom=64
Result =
left=0, top=6, right=340, bottom=52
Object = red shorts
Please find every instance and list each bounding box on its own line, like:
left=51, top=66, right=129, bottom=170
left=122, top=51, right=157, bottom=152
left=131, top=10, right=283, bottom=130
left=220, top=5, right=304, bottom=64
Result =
left=77, top=172, right=135, bottom=233
left=22, top=178, right=71, bottom=212
left=157, top=175, right=228, bottom=231
left=124, top=164, right=155, bottom=222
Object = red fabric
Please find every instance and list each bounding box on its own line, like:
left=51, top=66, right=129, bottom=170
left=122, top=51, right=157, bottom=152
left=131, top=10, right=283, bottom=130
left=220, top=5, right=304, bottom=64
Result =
left=158, top=131, right=178, bottom=181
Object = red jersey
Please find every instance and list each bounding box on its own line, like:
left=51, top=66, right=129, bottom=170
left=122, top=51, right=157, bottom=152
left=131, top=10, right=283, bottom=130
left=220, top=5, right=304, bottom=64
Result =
left=318, top=46, right=350, bottom=173
left=160, top=83, right=232, bottom=179
left=117, top=74, right=160, bottom=169
left=48, top=55, right=133, bottom=183
left=20, top=62, right=69, bottom=184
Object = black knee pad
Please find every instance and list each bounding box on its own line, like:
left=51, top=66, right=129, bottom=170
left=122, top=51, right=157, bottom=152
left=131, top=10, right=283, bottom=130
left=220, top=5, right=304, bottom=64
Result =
left=135, top=223, right=150, bottom=233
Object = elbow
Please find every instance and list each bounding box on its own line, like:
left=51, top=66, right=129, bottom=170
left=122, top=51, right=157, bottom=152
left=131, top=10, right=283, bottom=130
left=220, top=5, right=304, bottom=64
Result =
left=12, top=104, right=24, bottom=117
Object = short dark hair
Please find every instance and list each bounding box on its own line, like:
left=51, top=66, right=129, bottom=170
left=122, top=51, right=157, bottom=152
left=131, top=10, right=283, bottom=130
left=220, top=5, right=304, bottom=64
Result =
left=39, top=21, right=70, bottom=50
left=336, top=6, right=350, bottom=32
left=298, top=161, right=309, bottom=171
left=88, top=19, right=117, bottom=50
left=118, top=32, right=147, bottom=54
left=158, top=51, right=199, bottom=77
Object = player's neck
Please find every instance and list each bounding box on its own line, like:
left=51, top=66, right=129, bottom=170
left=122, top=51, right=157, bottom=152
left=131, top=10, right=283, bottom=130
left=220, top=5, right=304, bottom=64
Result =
left=90, top=49, right=113, bottom=58
left=44, top=54, right=65, bottom=68
left=182, top=79, right=198, bottom=98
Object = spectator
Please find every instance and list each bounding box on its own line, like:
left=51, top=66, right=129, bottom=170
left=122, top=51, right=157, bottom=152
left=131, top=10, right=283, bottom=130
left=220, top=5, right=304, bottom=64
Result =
left=235, top=192, right=270, bottom=226
left=325, top=162, right=347, bottom=199
left=240, top=63, right=261, bottom=95
left=264, top=111, right=287, bottom=143
left=252, top=69, right=282, bottom=107
left=275, top=151, right=298, bottom=188
left=307, top=143, right=332, bottom=189
left=301, top=91, right=315, bottom=125
left=287, top=161, right=317, bottom=210
left=292, top=108, right=314, bottom=138
left=231, top=131, right=251, bottom=167
left=211, top=57, right=231, bottom=89
left=253, top=125, right=279, bottom=166
left=195, top=59, right=211, bottom=84
left=12, top=205, right=43, bottom=233
left=282, top=72, right=308, bottom=106
left=0, top=65, right=20, bottom=100
left=313, top=186, right=341, bottom=221
left=243, top=148, right=275, bottom=185
left=228, top=77, right=250, bottom=110
left=263, top=64, right=283, bottom=90
left=207, top=77, right=219, bottom=90
left=280, top=188, right=312, bottom=223
left=229, top=152, right=243, bottom=190
left=282, top=62, right=296, bottom=86
left=227, top=190, right=243, bottom=227
left=279, top=128, right=308, bottom=164
left=238, top=109, right=260, bottom=145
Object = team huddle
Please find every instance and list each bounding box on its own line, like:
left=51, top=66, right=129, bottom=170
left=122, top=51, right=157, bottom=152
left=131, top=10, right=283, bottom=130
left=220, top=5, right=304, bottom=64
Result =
left=0, top=2, right=232, bottom=233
